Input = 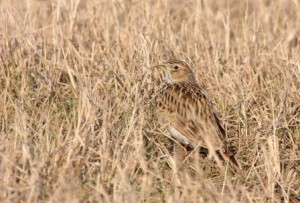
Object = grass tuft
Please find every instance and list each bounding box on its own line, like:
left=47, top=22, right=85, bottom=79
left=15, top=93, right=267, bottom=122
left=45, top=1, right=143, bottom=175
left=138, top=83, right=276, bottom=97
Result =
left=0, top=0, right=299, bottom=202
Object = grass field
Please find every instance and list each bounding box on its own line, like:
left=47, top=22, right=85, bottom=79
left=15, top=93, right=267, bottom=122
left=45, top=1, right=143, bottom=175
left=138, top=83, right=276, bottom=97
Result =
left=0, top=0, right=300, bottom=202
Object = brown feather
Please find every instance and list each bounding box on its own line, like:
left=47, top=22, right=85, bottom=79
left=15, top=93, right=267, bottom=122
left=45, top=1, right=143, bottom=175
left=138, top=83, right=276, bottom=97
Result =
left=152, top=60, right=242, bottom=171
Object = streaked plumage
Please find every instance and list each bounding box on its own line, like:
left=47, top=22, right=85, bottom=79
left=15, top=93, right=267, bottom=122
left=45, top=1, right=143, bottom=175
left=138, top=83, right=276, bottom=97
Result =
left=152, top=60, right=241, bottom=171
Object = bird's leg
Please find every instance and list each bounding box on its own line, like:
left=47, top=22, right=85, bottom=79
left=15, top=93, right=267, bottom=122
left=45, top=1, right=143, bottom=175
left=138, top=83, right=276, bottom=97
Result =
left=173, top=143, right=189, bottom=169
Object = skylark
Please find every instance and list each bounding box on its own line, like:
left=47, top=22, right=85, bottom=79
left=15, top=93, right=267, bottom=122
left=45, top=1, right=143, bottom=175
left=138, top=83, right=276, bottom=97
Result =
left=151, top=60, right=242, bottom=171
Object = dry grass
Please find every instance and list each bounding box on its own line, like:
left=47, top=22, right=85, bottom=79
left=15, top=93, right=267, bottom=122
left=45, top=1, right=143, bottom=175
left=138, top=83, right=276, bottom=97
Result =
left=0, top=0, right=300, bottom=202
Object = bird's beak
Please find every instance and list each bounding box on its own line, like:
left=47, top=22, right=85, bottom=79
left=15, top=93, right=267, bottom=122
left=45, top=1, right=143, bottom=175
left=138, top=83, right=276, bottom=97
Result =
left=151, top=64, right=164, bottom=70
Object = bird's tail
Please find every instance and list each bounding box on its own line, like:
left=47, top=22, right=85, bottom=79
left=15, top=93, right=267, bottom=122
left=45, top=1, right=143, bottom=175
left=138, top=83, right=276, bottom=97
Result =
left=219, top=147, right=242, bottom=172
left=184, top=144, right=242, bottom=172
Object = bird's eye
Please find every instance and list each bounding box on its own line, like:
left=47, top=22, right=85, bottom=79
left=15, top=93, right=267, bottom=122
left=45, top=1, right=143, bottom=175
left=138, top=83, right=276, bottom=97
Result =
left=173, top=65, right=179, bottom=70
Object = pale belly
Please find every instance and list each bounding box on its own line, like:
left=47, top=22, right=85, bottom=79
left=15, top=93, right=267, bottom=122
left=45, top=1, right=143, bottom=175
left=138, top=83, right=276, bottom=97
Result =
left=167, top=126, right=190, bottom=145
left=167, top=125, right=222, bottom=150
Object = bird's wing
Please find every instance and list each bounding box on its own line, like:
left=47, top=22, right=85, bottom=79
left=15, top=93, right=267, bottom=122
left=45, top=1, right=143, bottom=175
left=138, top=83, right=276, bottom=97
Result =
left=155, top=82, right=226, bottom=150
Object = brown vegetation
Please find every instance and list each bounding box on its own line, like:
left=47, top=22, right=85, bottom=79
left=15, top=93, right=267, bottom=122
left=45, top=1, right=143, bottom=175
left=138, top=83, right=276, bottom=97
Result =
left=0, top=0, right=299, bottom=202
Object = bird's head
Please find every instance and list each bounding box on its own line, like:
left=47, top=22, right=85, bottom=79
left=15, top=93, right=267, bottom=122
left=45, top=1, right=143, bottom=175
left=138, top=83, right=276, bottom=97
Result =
left=152, top=60, right=195, bottom=84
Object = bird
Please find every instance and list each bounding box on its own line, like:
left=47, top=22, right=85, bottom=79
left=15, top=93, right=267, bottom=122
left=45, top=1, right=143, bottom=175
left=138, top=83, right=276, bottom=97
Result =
left=151, top=59, right=242, bottom=171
